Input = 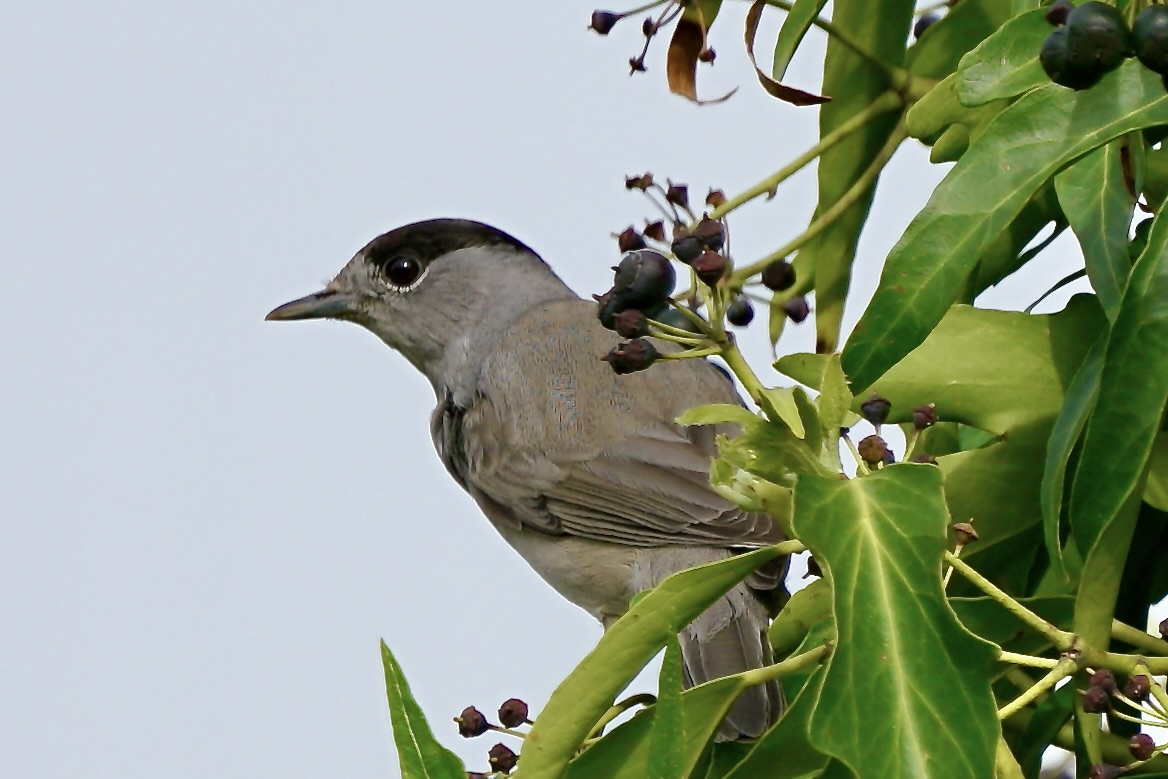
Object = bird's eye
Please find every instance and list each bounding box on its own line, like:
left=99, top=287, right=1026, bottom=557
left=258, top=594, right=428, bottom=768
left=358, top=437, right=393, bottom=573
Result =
left=382, top=256, right=423, bottom=289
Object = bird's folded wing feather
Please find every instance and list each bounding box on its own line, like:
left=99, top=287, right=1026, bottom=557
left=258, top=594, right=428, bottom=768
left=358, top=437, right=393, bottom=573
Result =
left=462, top=405, right=780, bottom=548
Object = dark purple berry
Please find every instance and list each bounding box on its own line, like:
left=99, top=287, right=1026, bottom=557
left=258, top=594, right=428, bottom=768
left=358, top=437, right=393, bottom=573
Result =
left=1130, top=732, right=1156, bottom=760
left=1064, top=3, right=1133, bottom=77
left=1090, top=668, right=1118, bottom=694
left=625, top=172, right=653, bottom=191
left=641, top=17, right=656, bottom=37
left=783, top=296, right=810, bottom=323
left=761, top=260, right=796, bottom=291
left=913, top=404, right=937, bottom=430
left=1082, top=685, right=1112, bottom=713
left=595, top=290, right=621, bottom=330
left=693, top=216, right=725, bottom=251
left=952, top=522, right=979, bottom=545
left=497, top=698, right=530, bottom=728
left=603, top=339, right=660, bottom=374
left=857, top=435, right=889, bottom=466
left=613, top=249, right=676, bottom=309
left=692, top=250, right=728, bottom=286
left=698, top=47, right=716, bottom=63
left=456, top=706, right=490, bottom=738
left=726, top=297, right=754, bottom=327
left=860, top=394, right=892, bottom=428
left=589, top=11, right=621, bottom=35
left=617, top=226, right=646, bottom=253
left=614, top=309, right=649, bottom=338
left=1134, top=6, right=1168, bottom=74
left=671, top=232, right=703, bottom=264
left=1046, top=0, right=1074, bottom=27
left=488, top=743, right=518, bottom=773
left=665, top=181, right=690, bottom=210
left=1124, top=674, right=1151, bottom=701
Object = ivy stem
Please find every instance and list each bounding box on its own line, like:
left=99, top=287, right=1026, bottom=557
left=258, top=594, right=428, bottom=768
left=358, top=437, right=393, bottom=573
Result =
left=840, top=432, right=871, bottom=477
left=618, top=0, right=672, bottom=18
left=1134, top=662, right=1168, bottom=718
left=585, top=693, right=657, bottom=739
left=944, top=551, right=1074, bottom=651
left=758, top=0, right=908, bottom=85
left=1111, top=620, right=1168, bottom=656
left=738, top=642, right=832, bottom=687
left=718, top=332, right=768, bottom=407
left=660, top=346, right=723, bottom=360
left=998, top=655, right=1078, bottom=720
left=998, top=651, right=1061, bottom=669
left=731, top=122, right=909, bottom=283
left=902, top=428, right=922, bottom=463
left=487, top=725, right=530, bottom=739
left=942, top=543, right=963, bottom=590
left=707, top=91, right=902, bottom=222
left=1102, top=707, right=1159, bottom=728
left=647, top=321, right=707, bottom=344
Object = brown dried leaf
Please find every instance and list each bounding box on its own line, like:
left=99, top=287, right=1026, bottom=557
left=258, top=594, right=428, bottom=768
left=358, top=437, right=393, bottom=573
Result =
left=744, top=0, right=830, bottom=106
left=666, top=18, right=736, bottom=105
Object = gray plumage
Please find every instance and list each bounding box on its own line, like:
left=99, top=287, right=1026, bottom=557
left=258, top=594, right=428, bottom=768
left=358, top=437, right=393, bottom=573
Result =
left=267, top=219, right=785, bottom=739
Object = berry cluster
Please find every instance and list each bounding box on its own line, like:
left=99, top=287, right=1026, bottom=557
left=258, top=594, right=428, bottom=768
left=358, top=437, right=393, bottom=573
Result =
left=589, top=4, right=715, bottom=74
left=1078, top=668, right=1168, bottom=770
left=849, top=394, right=939, bottom=471
left=455, top=698, right=531, bottom=776
left=597, top=174, right=810, bottom=374
left=1041, top=1, right=1168, bottom=90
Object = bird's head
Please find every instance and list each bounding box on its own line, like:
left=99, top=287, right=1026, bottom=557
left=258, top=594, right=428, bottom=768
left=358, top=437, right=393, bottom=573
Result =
left=266, top=218, right=574, bottom=385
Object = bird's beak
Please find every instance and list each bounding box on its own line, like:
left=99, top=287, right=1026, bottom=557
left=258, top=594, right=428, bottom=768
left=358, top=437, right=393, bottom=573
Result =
left=265, top=289, right=358, bottom=322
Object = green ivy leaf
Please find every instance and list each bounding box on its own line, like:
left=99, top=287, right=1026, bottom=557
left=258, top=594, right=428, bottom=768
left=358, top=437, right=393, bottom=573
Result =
left=760, top=386, right=807, bottom=438
left=722, top=670, right=832, bottom=779
left=956, top=9, right=1049, bottom=106
left=1040, top=335, right=1104, bottom=581
left=861, top=299, right=1104, bottom=592
left=565, top=674, right=752, bottom=779
left=647, top=638, right=686, bottom=779
left=1070, top=206, right=1168, bottom=556
left=771, top=0, right=829, bottom=81
left=1146, top=433, right=1168, bottom=511
left=768, top=577, right=833, bottom=659
left=801, top=0, right=914, bottom=353
left=843, top=63, right=1168, bottom=392
left=950, top=596, right=1074, bottom=658
left=1053, top=139, right=1134, bottom=320
left=970, top=183, right=1064, bottom=297
left=677, top=403, right=763, bottom=429
left=520, top=546, right=786, bottom=779
left=906, top=0, right=1012, bottom=79
left=380, top=641, right=465, bottom=779
left=792, top=466, right=999, bottom=779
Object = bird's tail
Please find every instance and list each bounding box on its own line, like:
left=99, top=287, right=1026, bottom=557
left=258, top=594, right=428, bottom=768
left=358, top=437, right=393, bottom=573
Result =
left=678, top=582, right=781, bottom=741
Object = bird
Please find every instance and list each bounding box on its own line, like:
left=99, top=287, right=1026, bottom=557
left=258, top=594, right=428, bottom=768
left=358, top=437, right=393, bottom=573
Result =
left=266, top=218, right=786, bottom=739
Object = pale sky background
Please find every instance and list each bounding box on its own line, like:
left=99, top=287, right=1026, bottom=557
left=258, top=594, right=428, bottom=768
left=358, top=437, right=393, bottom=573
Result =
left=2, top=3, right=1096, bottom=778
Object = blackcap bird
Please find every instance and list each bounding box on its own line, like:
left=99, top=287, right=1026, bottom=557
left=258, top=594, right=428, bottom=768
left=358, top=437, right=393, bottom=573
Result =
left=267, top=219, right=785, bottom=739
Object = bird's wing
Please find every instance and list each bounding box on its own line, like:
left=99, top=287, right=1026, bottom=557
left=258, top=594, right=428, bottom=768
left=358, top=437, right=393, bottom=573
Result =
left=452, top=299, right=783, bottom=548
